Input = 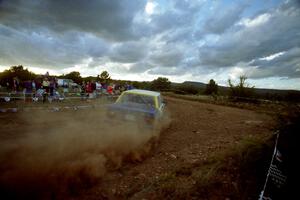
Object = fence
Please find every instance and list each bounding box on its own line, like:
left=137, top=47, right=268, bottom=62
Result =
left=0, top=90, right=119, bottom=113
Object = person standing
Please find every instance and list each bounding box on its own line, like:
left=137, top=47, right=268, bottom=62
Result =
left=91, top=80, right=96, bottom=98
left=49, top=78, right=55, bottom=97
left=80, top=81, right=86, bottom=100
left=85, top=81, right=92, bottom=98
left=42, top=77, right=50, bottom=103
left=13, top=78, right=19, bottom=93
left=31, top=80, right=37, bottom=101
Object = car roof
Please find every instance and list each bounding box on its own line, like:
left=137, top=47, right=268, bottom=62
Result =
left=123, top=89, right=160, bottom=97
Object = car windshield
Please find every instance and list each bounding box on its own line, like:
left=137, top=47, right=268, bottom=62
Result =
left=118, top=93, right=155, bottom=108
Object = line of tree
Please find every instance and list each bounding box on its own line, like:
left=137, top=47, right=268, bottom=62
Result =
left=0, top=65, right=37, bottom=86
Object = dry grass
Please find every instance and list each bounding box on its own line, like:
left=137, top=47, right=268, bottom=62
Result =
left=163, top=92, right=290, bottom=115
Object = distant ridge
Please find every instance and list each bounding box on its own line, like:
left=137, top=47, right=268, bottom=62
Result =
left=179, top=81, right=300, bottom=100
left=182, top=81, right=207, bottom=89
left=182, top=81, right=299, bottom=92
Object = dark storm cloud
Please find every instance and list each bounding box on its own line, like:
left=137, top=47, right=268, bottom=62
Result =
left=109, top=41, right=148, bottom=63
left=200, top=4, right=247, bottom=35
left=0, top=26, right=109, bottom=68
left=149, top=44, right=184, bottom=67
left=248, top=47, right=300, bottom=79
left=0, top=0, right=146, bottom=41
left=148, top=66, right=185, bottom=76
left=0, top=0, right=299, bottom=84
left=198, top=0, right=300, bottom=79
left=141, top=0, right=203, bottom=37
left=0, top=0, right=146, bottom=69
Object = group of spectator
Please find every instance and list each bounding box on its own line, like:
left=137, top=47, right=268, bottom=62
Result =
left=3, top=76, right=57, bottom=94
left=1, top=72, right=134, bottom=103
left=2, top=74, right=59, bottom=103
left=80, top=80, right=133, bottom=99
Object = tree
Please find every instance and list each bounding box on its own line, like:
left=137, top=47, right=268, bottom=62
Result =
left=131, top=81, right=151, bottom=90
left=228, top=75, right=255, bottom=98
left=150, top=77, right=171, bottom=91
left=62, top=71, right=82, bottom=84
left=0, top=65, right=36, bottom=86
left=205, top=79, right=218, bottom=95
left=98, top=71, right=111, bottom=83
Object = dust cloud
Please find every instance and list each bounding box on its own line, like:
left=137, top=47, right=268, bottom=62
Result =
left=0, top=108, right=170, bottom=199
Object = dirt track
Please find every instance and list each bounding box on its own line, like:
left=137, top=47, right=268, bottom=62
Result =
left=0, top=96, right=275, bottom=199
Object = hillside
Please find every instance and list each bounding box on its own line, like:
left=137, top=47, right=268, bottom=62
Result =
left=181, top=81, right=300, bottom=101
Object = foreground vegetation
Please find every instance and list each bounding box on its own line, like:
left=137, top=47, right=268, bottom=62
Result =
left=163, top=92, right=292, bottom=116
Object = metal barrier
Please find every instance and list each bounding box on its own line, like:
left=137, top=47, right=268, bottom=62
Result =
left=0, top=91, right=119, bottom=113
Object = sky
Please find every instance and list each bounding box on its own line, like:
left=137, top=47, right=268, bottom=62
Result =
left=0, top=0, right=299, bottom=90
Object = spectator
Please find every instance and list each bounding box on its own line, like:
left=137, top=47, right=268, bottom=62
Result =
left=42, top=77, right=50, bottom=103
left=127, top=83, right=134, bottom=90
left=32, top=80, right=36, bottom=91
left=85, top=81, right=92, bottom=98
left=6, top=81, right=10, bottom=91
left=80, top=81, right=86, bottom=100
left=91, top=80, right=96, bottom=98
left=96, top=81, right=102, bottom=94
left=114, top=84, right=121, bottom=95
left=32, top=80, right=37, bottom=101
left=107, top=84, right=113, bottom=95
left=13, top=78, right=19, bottom=93
left=23, top=80, right=32, bottom=94
left=101, top=82, right=107, bottom=94
left=49, top=78, right=55, bottom=97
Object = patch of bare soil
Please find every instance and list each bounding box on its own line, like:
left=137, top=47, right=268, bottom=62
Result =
left=0, top=96, right=275, bottom=199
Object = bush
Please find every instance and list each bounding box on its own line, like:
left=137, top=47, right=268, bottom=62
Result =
left=204, top=79, right=218, bottom=95
left=150, top=77, right=171, bottom=91
left=228, top=76, right=255, bottom=99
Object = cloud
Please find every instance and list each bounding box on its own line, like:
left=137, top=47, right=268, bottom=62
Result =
left=247, top=47, right=300, bottom=79
left=200, top=3, right=247, bottom=35
left=148, top=66, right=186, bottom=76
left=0, top=26, right=109, bottom=68
left=140, top=0, right=204, bottom=36
left=128, top=61, right=155, bottom=73
left=109, top=41, right=149, bottom=63
left=0, top=0, right=146, bottom=41
left=238, top=13, right=271, bottom=28
left=149, top=44, right=183, bottom=67
left=198, top=0, right=300, bottom=80
left=0, top=0, right=299, bottom=89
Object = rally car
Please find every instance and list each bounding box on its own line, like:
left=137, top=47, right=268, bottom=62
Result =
left=106, top=89, right=165, bottom=129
